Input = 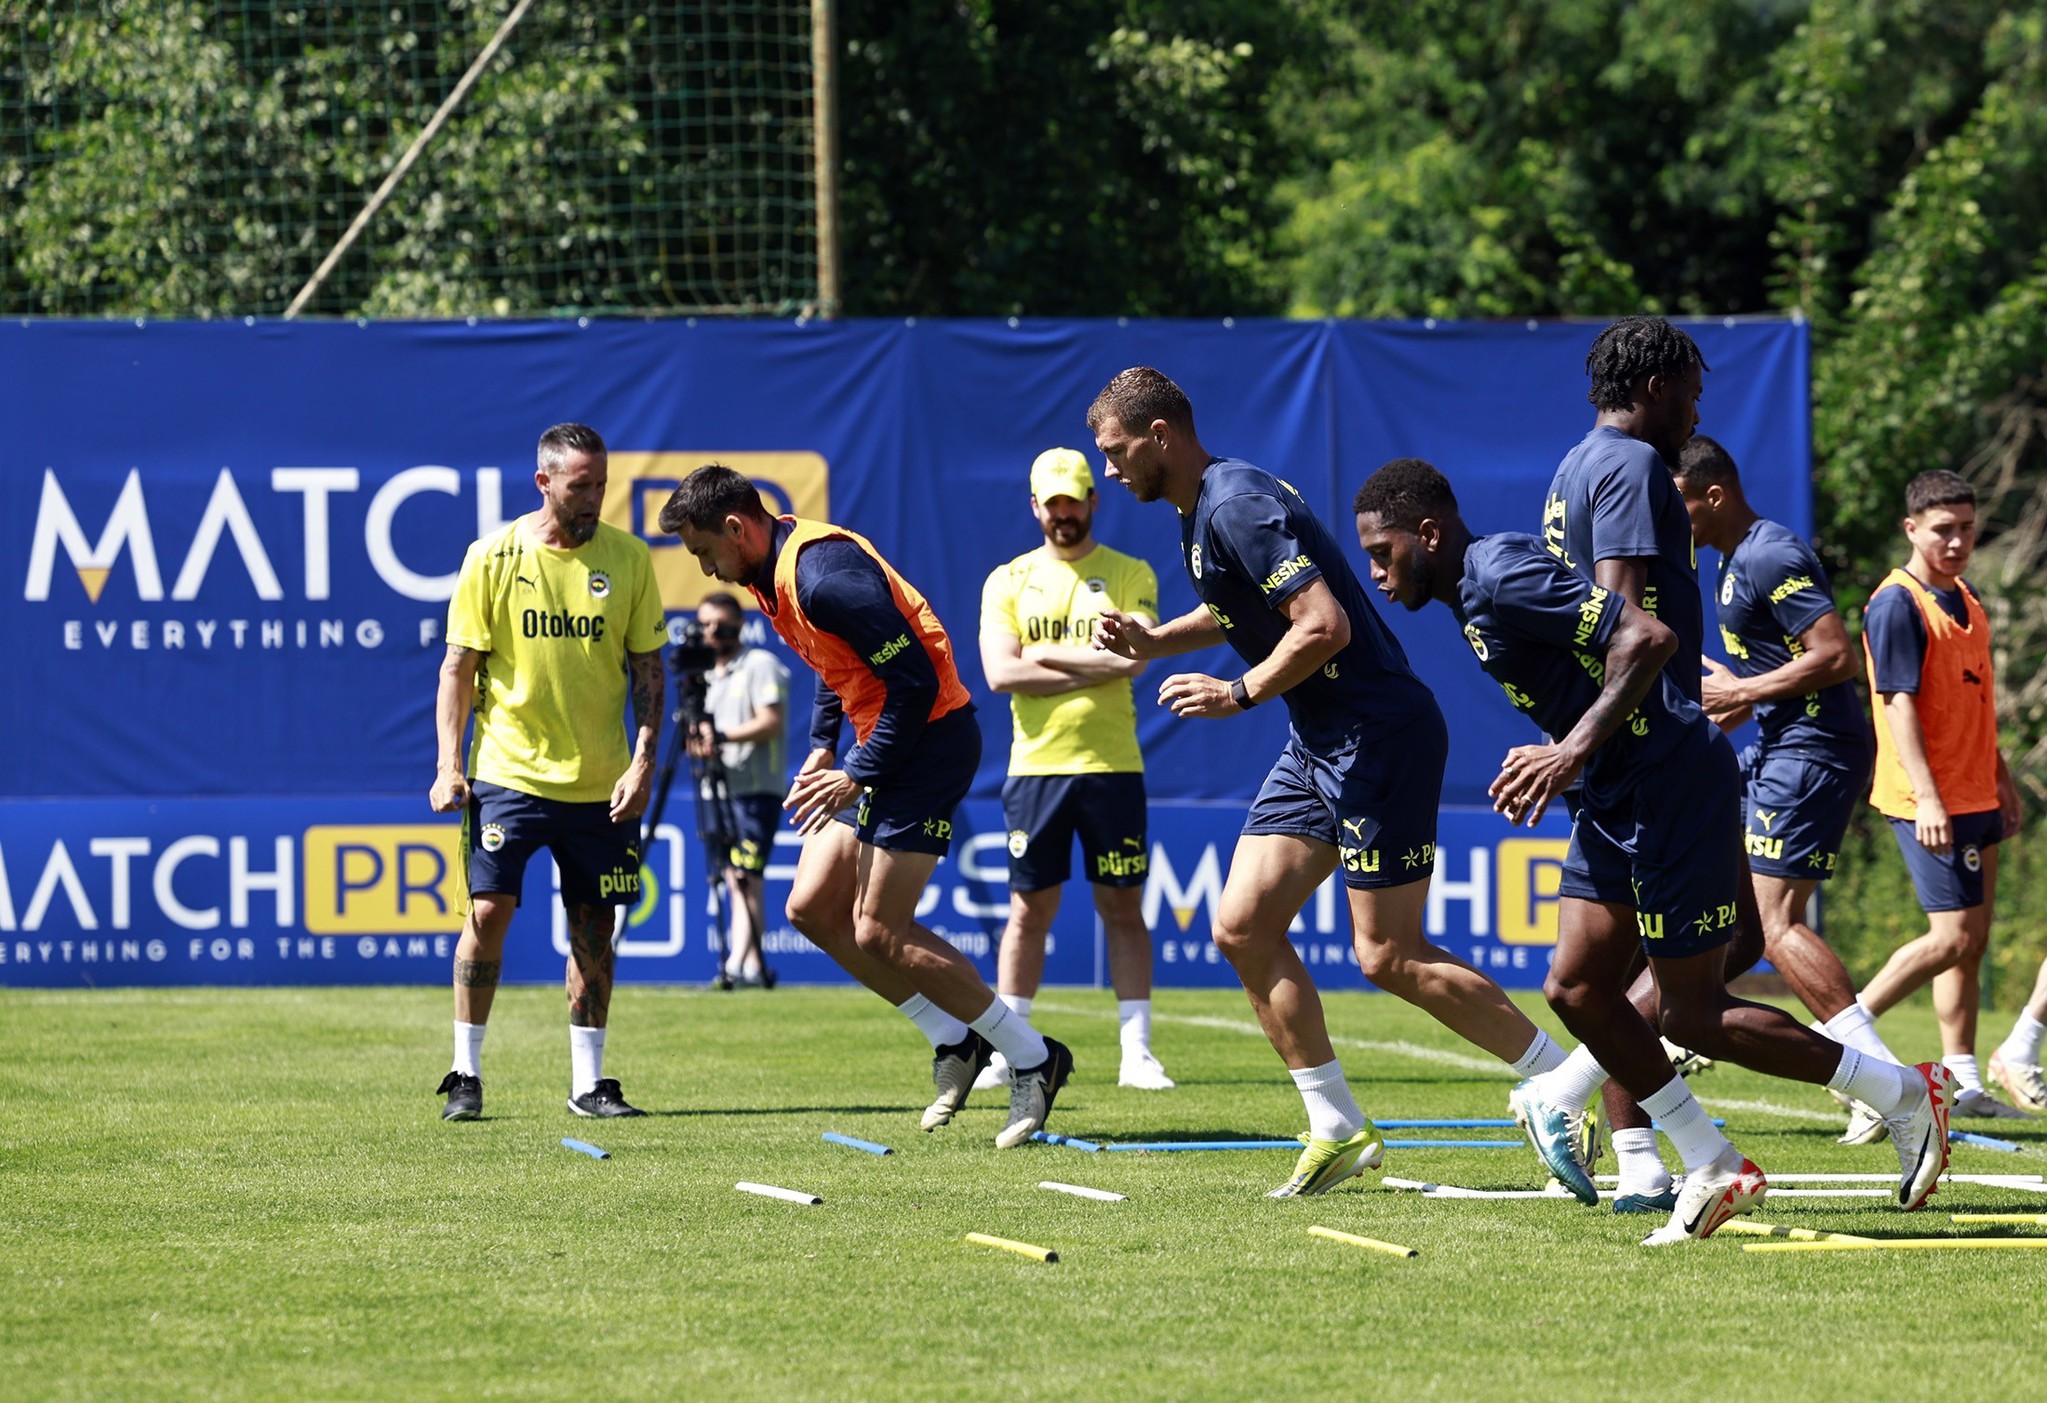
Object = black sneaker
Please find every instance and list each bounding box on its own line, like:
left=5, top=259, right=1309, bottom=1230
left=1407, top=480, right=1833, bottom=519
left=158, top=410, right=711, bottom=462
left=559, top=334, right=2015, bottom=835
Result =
left=996, top=1038, right=1074, bottom=1148
left=436, top=1070, right=482, bottom=1121
left=568, top=1078, right=646, bottom=1118
left=920, top=1031, right=995, bottom=1131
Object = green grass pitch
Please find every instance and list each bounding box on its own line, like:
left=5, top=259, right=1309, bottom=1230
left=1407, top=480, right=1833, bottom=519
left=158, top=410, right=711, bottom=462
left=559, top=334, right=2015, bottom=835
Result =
left=3, top=985, right=2042, bottom=1400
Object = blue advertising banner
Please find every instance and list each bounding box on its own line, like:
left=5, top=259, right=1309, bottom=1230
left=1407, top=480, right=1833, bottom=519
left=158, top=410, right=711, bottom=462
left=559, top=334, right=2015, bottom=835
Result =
left=0, top=317, right=1807, bottom=988
left=0, top=794, right=1568, bottom=991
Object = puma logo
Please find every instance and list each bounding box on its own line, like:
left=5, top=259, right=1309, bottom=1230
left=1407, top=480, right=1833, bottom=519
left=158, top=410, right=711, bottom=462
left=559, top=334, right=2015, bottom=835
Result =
left=1341, top=817, right=1368, bottom=839
left=1963, top=669, right=1982, bottom=685
left=517, top=575, right=537, bottom=590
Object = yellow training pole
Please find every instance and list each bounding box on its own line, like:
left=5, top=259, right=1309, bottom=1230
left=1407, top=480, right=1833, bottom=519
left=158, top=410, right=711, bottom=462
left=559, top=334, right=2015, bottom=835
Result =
left=1949, top=1213, right=2047, bottom=1225
left=1717, top=1221, right=1874, bottom=1243
left=1308, top=1225, right=1418, bottom=1259
left=964, top=1232, right=1058, bottom=1263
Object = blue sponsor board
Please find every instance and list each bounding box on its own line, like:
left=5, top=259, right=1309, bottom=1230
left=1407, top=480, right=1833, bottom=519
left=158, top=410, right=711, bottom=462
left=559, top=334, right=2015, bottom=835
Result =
left=0, top=795, right=1567, bottom=988
left=0, top=317, right=1803, bottom=987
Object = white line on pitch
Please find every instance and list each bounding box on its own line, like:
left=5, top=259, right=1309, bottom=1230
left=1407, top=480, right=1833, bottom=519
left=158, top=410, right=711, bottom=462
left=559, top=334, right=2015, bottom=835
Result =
left=1034, top=1001, right=1513, bottom=1076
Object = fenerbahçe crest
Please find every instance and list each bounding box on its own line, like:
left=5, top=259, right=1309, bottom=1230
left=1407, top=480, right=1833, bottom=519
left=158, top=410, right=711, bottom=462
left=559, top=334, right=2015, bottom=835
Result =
left=588, top=570, right=611, bottom=598
left=479, top=822, right=506, bottom=852
left=1189, top=543, right=1203, bottom=579
left=1008, top=830, right=1030, bottom=859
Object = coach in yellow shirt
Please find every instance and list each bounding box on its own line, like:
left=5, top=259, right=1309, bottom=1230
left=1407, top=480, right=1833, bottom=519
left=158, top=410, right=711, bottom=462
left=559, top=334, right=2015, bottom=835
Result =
left=978, top=448, right=1172, bottom=1090
left=428, top=423, right=668, bottom=1122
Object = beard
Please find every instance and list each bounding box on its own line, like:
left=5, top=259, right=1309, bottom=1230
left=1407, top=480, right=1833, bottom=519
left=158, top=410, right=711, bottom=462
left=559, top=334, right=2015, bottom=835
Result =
left=1401, top=552, right=1436, bottom=611
left=1044, top=515, right=1089, bottom=546
left=563, top=512, right=600, bottom=545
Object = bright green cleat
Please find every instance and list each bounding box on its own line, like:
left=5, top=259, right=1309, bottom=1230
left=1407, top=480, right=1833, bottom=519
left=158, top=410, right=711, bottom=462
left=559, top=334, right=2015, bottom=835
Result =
left=1575, top=1102, right=1605, bottom=1175
left=1267, top=1122, right=1383, bottom=1199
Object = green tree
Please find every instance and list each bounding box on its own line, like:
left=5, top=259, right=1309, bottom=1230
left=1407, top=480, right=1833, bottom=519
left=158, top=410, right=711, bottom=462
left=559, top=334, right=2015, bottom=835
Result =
left=834, top=0, right=1309, bottom=316
left=1273, top=0, right=1795, bottom=319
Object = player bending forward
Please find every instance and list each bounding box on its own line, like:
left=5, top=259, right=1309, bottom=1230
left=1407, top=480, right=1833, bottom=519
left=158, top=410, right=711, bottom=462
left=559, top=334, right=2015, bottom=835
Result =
left=1355, top=457, right=1953, bottom=1244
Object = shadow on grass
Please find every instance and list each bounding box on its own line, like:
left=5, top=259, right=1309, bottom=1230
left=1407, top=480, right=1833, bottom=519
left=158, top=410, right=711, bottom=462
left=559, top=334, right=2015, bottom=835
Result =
left=647, top=1104, right=912, bottom=1118
left=1037, top=1126, right=1298, bottom=1145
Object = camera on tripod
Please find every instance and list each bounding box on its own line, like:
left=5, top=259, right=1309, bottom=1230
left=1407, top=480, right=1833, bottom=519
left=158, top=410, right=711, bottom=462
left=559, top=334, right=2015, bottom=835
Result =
left=669, top=617, right=732, bottom=678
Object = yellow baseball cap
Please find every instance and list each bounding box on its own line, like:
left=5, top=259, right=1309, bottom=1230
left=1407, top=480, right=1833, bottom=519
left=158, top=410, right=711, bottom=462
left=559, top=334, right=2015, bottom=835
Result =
left=1030, top=447, right=1094, bottom=503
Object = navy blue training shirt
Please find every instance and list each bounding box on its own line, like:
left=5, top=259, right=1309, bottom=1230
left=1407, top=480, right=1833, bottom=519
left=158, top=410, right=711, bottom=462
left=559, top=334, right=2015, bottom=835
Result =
left=753, top=519, right=960, bottom=785
left=1453, top=533, right=1706, bottom=810
left=1864, top=576, right=1979, bottom=694
left=1542, top=426, right=1704, bottom=704
left=1714, top=518, right=1868, bottom=764
left=1181, top=457, right=1438, bottom=750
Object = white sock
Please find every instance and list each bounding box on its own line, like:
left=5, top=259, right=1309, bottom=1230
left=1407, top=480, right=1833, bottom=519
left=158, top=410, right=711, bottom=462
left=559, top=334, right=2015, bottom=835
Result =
left=1289, top=1059, right=1364, bottom=1141
left=1509, top=1028, right=1567, bottom=1077
left=1000, top=992, right=1034, bottom=1019
left=1528, top=1042, right=1607, bottom=1113
left=570, top=1025, right=605, bottom=1097
left=1611, top=1126, right=1670, bottom=1196
left=971, top=998, right=1049, bottom=1069
left=2001, top=1010, right=2047, bottom=1066
left=453, top=1021, right=486, bottom=1077
left=898, top=993, right=971, bottom=1051
left=1640, top=1077, right=1732, bottom=1173
left=1826, top=1045, right=1916, bottom=1118
left=1945, top=1053, right=1983, bottom=1095
left=1118, top=999, right=1152, bottom=1056
left=1822, top=1003, right=1901, bottom=1064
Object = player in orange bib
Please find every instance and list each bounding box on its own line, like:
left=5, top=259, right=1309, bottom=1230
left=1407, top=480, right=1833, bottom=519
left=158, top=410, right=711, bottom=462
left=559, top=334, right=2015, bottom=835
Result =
left=659, top=465, right=1074, bottom=1147
left=1855, top=469, right=2029, bottom=1119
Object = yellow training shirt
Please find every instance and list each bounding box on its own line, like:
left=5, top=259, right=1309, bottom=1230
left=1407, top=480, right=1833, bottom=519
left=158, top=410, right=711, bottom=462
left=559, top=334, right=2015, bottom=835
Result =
left=445, top=519, right=668, bottom=802
left=980, top=543, right=1155, bottom=775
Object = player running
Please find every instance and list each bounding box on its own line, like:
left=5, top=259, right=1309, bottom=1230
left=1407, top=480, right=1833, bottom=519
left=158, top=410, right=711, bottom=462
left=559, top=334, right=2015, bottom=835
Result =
left=1354, top=456, right=1955, bottom=1244
left=1088, top=366, right=1576, bottom=1199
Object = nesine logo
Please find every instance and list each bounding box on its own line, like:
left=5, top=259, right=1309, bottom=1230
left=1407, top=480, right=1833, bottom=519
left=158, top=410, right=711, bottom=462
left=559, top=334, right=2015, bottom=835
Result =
left=1572, top=587, right=1608, bottom=647
left=868, top=633, right=912, bottom=667
left=1261, top=554, right=1312, bottom=595
left=1768, top=574, right=1815, bottom=605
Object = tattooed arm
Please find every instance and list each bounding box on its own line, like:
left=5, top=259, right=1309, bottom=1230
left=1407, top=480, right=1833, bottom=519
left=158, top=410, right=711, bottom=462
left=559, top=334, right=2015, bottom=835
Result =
left=430, top=644, right=483, bottom=813
left=609, top=648, right=665, bottom=824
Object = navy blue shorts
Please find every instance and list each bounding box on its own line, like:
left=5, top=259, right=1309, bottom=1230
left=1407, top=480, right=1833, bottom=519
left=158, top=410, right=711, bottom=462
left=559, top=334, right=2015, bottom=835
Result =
left=1739, top=745, right=1869, bottom=881
left=464, top=779, right=642, bottom=908
left=1890, top=809, right=2002, bottom=913
left=1002, top=772, right=1148, bottom=890
left=1243, top=709, right=1445, bottom=890
left=718, top=793, right=781, bottom=876
left=1562, top=725, right=1745, bottom=959
left=829, top=706, right=982, bottom=856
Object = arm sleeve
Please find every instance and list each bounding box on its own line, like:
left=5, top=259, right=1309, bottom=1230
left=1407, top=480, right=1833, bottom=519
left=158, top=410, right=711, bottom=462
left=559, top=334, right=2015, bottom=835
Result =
left=1490, top=548, right=1624, bottom=655
left=1587, top=449, right=1668, bottom=562
left=796, top=539, right=940, bottom=785
left=980, top=563, right=1019, bottom=640
left=1126, top=558, right=1159, bottom=620
left=1864, top=586, right=1927, bottom=694
left=1755, top=536, right=1836, bottom=640
left=746, top=650, right=789, bottom=714
left=444, top=542, right=493, bottom=651
left=622, top=542, right=669, bottom=654
left=809, top=685, right=844, bottom=756
left=1208, top=490, right=1323, bottom=609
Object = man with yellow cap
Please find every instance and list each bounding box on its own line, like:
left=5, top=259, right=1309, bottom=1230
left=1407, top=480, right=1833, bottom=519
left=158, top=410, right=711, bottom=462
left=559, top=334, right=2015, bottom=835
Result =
left=977, top=447, right=1173, bottom=1090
